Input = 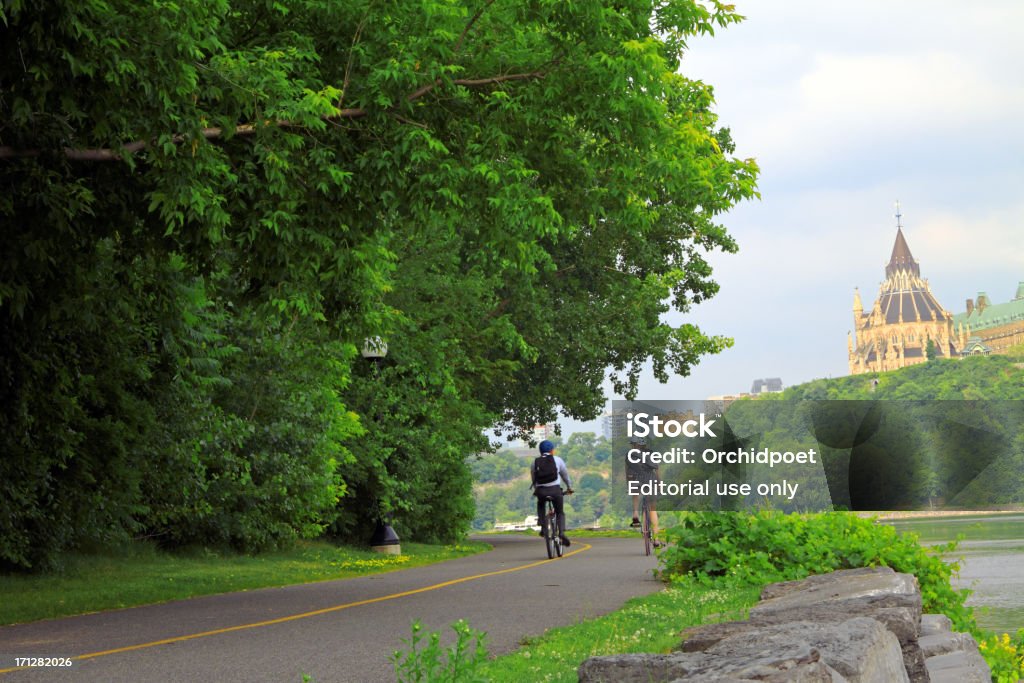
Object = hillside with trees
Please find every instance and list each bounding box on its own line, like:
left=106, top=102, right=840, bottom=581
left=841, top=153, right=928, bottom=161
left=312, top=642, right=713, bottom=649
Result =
left=734, top=355, right=1024, bottom=511
left=471, top=433, right=620, bottom=530
left=471, top=355, right=1024, bottom=528
left=780, top=353, right=1024, bottom=401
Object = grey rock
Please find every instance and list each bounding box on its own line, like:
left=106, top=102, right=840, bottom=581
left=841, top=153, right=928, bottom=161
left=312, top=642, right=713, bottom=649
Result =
left=918, top=630, right=980, bottom=658
left=756, top=604, right=919, bottom=645
left=582, top=570, right=992, bottom=683
left=680, top=654, right=849, bottom=682
left=704, top=618, right=908, bottom=683
left=752, top=573, right=926, bottom=683
left=918, top=614, right=952, bottom=637
left=682, top=605, right=918, bottom=648
left=578, top=653, right=706, bottom=683
left=924, top=649, right=990, bottom=683
left=899, top=642, right=930, bottom=683
left=752, top=568, right=921, bottom=624
left=759, top=568, right=899, bottom=600
left=679, top=620, right=759, bottom=653
left=579, top=643, right=848, bottom=682
left=678, top=606, right=927, bottom=682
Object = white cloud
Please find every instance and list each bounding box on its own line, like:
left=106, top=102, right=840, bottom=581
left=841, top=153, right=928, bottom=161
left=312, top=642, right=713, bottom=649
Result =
left=747, top=51, right=1024, bottom=170
left=684, top=2, right=1024, bottom=176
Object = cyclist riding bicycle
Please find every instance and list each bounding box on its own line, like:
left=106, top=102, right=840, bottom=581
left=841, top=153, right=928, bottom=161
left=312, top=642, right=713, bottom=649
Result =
left=627, top=439, right=662, bottom=548
left=531, top=439, right=574, bottom=547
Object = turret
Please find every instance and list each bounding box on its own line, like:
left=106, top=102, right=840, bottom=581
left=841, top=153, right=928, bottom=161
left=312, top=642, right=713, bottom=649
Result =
left=885, top=227, right=920, bottom=278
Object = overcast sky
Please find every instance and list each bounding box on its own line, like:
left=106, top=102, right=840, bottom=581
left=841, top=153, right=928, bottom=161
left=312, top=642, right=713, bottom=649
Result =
left=560, top=0, right=1024, bottom=438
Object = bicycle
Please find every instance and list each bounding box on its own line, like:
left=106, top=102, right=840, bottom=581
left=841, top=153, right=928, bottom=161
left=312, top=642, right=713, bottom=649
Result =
left=539, top=488, right=572, bottom=559
left=639, top=494, right=653, bottom=556
left=629, top=459, right=659, bottom=555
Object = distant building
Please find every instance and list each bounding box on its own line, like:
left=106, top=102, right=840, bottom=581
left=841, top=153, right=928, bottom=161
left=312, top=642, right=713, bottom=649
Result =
left=849, top=207, right=958, bottom=374
left=531, top=423, right=555, bottom=443
left=750, top=378, right=783, bottom=395
left=493, top=516, right=540, bottom=532
left=953, top=284, right=1024, bottom=356
left=705, top=393, right=753, bottom=412
left=601, top=409, right=628, bottom=443
left=499, top=423, right=556, bottom=450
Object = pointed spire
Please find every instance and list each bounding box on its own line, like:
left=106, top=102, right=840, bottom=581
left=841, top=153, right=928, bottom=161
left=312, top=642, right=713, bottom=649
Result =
left=885, top=201, right=920, bottom=278
left=853, top=287, right=863, bottom=312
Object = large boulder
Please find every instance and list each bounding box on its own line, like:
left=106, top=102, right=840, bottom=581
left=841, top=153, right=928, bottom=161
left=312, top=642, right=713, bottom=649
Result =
left=578, top=568, right=992, bottom=682
left=579, top=618, right=904, bottom=682
left=577, top=646, right=843, bottom=682
left=753, top=567, right=921, bottom=622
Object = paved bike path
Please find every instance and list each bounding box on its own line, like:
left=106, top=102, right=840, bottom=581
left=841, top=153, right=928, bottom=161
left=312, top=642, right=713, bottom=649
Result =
left=0, top=536, right=660, bottom=682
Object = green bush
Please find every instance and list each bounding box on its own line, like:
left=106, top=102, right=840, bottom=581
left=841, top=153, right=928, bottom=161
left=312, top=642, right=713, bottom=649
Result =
left=660, top=511, right=976, bottom=633
left=141, top=317, right=360, bottom=552
left=979, top=630, right=1024, bottom=682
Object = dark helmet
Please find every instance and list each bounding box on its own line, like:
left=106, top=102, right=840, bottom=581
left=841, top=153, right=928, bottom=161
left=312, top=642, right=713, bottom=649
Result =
left=538, top=439, right=555, bottom=454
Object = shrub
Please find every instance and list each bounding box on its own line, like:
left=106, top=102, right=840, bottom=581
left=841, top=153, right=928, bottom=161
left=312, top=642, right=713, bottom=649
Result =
left=659, top=511, right=976, bottom=632
left=980, top=630, right=1024, bottom=682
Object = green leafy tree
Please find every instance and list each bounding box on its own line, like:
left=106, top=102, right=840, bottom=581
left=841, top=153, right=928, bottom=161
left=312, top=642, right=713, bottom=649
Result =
left=2, top=0, right=757, bottom=567
left=578, top=473, right=607, bottom=497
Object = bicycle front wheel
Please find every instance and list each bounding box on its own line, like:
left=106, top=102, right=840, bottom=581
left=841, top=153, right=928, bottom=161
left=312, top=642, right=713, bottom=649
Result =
left=641, top=497, right=652, bottom=556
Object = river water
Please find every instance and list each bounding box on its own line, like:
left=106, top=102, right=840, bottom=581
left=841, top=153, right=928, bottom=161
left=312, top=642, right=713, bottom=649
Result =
left=885, top=514, right=1024, bottom=634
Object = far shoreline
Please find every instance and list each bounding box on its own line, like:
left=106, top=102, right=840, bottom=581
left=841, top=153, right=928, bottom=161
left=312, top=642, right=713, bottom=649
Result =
left=867, top=509, right=1024, bottom=521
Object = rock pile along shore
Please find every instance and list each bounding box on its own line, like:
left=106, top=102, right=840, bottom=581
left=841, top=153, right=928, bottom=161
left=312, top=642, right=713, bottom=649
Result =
left=579, top=566, right=990, bottom=682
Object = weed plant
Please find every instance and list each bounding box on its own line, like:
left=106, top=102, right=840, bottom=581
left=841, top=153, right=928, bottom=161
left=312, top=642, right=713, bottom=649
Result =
left=392, top=619, right=488, bottom=683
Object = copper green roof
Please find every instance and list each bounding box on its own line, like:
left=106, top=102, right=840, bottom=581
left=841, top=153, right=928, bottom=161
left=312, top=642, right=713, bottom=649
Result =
left=953, top=294, right=1024, bottom=332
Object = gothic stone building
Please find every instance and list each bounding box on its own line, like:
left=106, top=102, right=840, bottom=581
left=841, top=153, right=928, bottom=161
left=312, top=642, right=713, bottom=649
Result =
left=849, top=221, right=1024, bottom=375
left=848, top=226, right=958, bottom=375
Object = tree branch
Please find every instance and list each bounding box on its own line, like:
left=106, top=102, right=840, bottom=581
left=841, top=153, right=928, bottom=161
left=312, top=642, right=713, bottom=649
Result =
left=339, top=6, right=372, bottom=110
left=0, top=69, right=550, bottom=161
left=454, top=0, right=496, bottom=55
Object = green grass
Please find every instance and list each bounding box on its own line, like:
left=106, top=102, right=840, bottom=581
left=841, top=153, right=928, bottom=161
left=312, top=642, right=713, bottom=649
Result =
left=482, top=528, right=642, bottom=539
left=0, top=539, right=489, bottom=626
left=475, top=577, right=761, bottom=682
left=564, top=528, right=642, bottom=539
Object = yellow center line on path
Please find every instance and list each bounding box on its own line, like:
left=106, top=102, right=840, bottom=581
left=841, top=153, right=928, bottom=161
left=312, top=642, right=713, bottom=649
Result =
left=0, top=542, right=592, bottom=673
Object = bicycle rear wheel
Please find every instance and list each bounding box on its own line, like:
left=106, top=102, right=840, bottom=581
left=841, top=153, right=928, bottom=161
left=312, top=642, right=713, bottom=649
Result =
left=641, top=497, right=652, bottom=556
left=545, top=502, right=557, bottom=559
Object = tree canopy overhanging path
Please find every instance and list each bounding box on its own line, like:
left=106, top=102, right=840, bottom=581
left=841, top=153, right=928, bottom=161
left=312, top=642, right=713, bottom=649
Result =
left=0, top=536, right=659, bottom=682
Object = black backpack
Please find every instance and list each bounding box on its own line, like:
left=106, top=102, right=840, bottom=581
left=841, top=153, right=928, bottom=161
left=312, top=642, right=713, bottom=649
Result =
left=534, top=454, right=558, bottom=486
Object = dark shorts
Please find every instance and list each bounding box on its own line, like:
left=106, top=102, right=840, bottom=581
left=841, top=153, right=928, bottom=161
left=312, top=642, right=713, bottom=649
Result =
left=535, top=485, right=564, bottom=526
left=626, top=463, right=660, bottom=489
